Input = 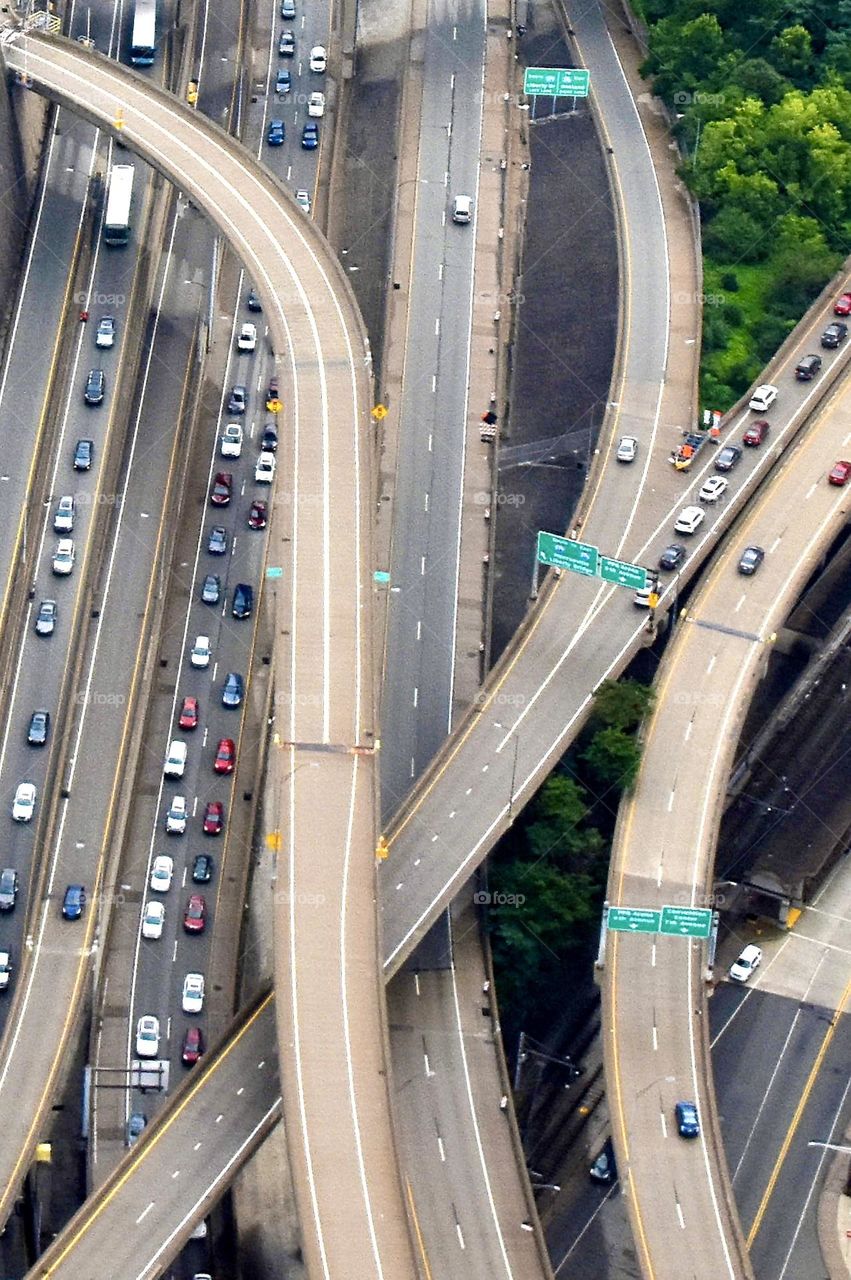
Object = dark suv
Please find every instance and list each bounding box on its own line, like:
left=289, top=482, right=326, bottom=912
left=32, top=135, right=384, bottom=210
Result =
left=73, top=439, right=94, bottom=470
left=0, top=868, right=18, bottom=912
left=232, top=583, right=254, bottom=619
left=795, top=353, right=822, bottom=381
left=84, top=368, right=105, bottom=404
left=821, top=321, right=848, bottom=349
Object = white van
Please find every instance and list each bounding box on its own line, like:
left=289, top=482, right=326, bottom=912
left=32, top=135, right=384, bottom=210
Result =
left=163, top=741, right=187, bottom=778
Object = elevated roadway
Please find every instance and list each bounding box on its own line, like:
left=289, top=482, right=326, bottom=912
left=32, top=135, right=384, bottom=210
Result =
left=26, top=993, right=280, bottom=1280
left=0, top=23, right=418, bottom=1279
left=604, top=358, right=851, bottom=1278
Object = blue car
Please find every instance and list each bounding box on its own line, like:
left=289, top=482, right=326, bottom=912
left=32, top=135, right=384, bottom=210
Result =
left=675, top=1101, right=700, bottom=1139
left=275, top=69, right=291, bottom=94
left=267, top=119, right=285, bottom=146
left=62, top=884, right=86, bottom=921
left=301, top=122, right=319, bottom=150
left=222, top=672, right=244, bottom=708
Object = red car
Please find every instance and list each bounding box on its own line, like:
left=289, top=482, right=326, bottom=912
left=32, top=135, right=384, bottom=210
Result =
left=210, top=471, right=233, bottom=506
left=248, top=500, right=267, bottom=530
left=265, top=377, right=280, bottom=410
left=742, top=420, right=769, bottom=447
left=183, top=893, right=207, bottom=933
left=178, top=696, right=199, bottom=730
left=829, top=460, right=851, bottom=486
left=203, top=800, right=224, bottom=835
left=213, top=737, right=235, bottom=775
left=834, top=292, right=851, bottom=316
left=181, top=1026, right=205, bottom=1066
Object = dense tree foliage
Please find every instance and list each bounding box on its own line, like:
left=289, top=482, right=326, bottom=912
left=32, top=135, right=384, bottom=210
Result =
left=638, top=1, right=851, bottom=406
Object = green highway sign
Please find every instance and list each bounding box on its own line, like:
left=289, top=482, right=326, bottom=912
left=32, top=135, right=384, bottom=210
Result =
left=660, top=905, right=713, bottom=938
left=608, top=906, right=661, bottom=934
left=537, top=530, right=598, bottom=577
left=266, top=567, right=284, bottom=579
left=600, top=557, right=648, bottom=590
left=524, top=67, right=590, bottom=98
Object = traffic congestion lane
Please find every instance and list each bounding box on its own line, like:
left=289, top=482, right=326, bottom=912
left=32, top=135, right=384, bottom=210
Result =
left=123, top=296, right=276, bottom=1142
left=0, top=203, right=206, bottom=1216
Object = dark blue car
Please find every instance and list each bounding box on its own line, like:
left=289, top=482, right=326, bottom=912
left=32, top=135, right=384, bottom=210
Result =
left=62, top=884, right=86, bottom=921
left=267, top=119, right=285, bottom=146
left=301, top=122, right=319, bottom=150
left=675, top=1101, right=700, bottom=1139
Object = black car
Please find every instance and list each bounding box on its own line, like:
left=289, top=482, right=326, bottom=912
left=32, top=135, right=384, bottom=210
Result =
left=207, top=526, right=228, bottom=555
left=261, top=424, right=278, bottom=453
left=795, top=353, right=822, bottom=381
left=247, top=289, right=262, bottom=313
left=73, top=438, right=94, bottom=470
left=192, top=853, right=214, bottom=884
left=201, top=573, right=221, bottom=603
left=232, top=583, right=254, bottom=619
left=714, top=444, right=742, bottom=472
left=738, top=545, right=765, bottom=576
left=222, top=672, right=244, bottom=708
left=658, top=543, right=686, bottom=572
left=279, top=30, right=295, bottom=56
left=0, top=868, right=18, bottom=912
left=35, top=599, right=57, bottom=637
left=62, top=884, right=86, bottom=920
left=821, top=321, right=848, bottom=349
left=227, top=385, right=247, bottom=414
left=84, top=368, right=105, bottom=405
left=27, top=709, right=50, bottom=747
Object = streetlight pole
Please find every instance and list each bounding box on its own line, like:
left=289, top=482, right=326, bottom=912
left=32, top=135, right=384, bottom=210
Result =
left=508, top=734, right=520, bottom=821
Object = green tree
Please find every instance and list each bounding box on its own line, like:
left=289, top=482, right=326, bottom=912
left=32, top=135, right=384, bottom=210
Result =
left=581, top=728, right=643, bottom=792
left=591, top=679, right=655, bottom=732
left=702, top=207, right=768, bottom=262
left=769, top=26, right=814, bottom=85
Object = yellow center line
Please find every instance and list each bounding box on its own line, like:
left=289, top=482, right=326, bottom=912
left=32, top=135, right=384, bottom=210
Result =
left=746, top=976, right=851, bottom=1249
left=405, top=1177, right=434, bottom=1280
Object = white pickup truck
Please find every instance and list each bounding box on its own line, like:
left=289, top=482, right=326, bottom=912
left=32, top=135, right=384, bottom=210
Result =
left=220, top=423, right=243, bottom=457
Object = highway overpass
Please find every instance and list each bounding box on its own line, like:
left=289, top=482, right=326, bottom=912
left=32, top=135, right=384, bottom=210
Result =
left=0, top=19, right=418, bottom=1279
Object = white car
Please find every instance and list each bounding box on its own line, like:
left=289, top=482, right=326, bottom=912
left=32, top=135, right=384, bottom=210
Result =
left=141, top=901, right=165, bottom=939
left=307, top=91, right=325, bottom=118
left=135, top=1014, right=160, bottom=1058
left=165, top=795, right=187, bottom=835
left=182, top=972, right=205, bottom=1014
left=309, top=44, right=327, bottom=72
left=255, top=451, right=276, bottom=484
left=295, top=189, right=311, bottom=214
left=163, top=739, right=187, bottom=777
left=237, top=322, right=257, bottom=352
left=190, top=635, right=211, bottom=669
left=95, top=315, right=116, bottom=348
left=451, top=194, right=472, bottom=225
left=698, top=476, right=728, bottom=503
left=52, top=538, right=75, bottom=576
left=616, top=435, right=638, bottom=463
left=53, top=496, right=75, bottom=532
left=729, top=943, right=762, bottom=983
left=220, top=423, right=243, bottom=457
left=674, top=505, right=705, bottom=535
left=748, top=383, right=777, bottom=413
left=633, top=585, right=654, bottom=608
left=150, top=854, right=174, bottom=893
left=11, top=782, right=36, bottom=823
